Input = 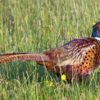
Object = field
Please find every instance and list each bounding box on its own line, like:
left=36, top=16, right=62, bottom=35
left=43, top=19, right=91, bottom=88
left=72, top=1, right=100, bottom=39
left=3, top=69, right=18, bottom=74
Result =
left=0, top=0, right=100, bottom=99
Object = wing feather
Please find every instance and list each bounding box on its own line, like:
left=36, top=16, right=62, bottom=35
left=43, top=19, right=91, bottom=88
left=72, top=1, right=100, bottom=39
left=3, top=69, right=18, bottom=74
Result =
left=45, top=38, right=98, bottom=66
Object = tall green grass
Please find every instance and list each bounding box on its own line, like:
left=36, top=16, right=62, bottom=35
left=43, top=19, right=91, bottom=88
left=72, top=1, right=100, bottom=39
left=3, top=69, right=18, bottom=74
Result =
left=0, top=0, right=100, bottom=99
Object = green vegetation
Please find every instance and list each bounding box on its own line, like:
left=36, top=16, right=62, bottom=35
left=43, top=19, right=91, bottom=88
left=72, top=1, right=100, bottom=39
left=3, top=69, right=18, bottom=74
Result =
left=0, top=0, right=100, bottom=99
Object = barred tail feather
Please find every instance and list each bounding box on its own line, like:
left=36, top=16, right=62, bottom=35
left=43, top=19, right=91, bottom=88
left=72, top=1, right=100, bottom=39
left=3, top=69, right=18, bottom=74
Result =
left=0, top=52, right=32, bottom=56
left=0, top=53, right=50, bottom=64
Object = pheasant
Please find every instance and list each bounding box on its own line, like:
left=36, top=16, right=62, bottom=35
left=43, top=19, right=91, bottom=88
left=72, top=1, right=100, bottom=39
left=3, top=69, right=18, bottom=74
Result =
left=0, top=22, right=100, bottom=81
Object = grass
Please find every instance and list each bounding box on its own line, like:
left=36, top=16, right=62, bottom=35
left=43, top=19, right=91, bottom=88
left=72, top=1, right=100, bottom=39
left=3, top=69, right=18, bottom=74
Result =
left=0, top=0, right=100, bottom=99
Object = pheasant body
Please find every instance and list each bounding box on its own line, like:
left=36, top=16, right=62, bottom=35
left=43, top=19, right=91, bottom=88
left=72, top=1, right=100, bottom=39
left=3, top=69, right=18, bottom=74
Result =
left=0, top=22, right=100, bottom=80
left=44, top=38, right=100, bottom=79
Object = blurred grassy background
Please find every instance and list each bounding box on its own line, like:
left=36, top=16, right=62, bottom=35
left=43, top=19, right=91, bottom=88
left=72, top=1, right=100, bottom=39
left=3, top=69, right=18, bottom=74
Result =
left=0, top=0, right=100, bottom=99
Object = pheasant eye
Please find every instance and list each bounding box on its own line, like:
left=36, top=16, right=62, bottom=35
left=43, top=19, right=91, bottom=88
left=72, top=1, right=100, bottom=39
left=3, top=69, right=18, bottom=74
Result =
left=96, top=24, right=100, bottom=31
left=96, top=24, right=100, bottom=27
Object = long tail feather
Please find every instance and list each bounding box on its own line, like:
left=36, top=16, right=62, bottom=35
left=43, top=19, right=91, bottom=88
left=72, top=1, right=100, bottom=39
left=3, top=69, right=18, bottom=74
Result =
left=0, top=52, right=32, bottom=56
left=0, top=53, right=50, bottom=64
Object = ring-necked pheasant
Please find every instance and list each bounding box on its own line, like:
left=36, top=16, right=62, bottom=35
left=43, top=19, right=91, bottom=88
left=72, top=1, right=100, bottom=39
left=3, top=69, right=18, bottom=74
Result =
left=0, top=22, right=100, bottom=81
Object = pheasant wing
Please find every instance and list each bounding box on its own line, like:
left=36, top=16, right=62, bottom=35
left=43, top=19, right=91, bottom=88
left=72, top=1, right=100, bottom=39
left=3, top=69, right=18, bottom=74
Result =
left=45, top=38, right=98, bottom=67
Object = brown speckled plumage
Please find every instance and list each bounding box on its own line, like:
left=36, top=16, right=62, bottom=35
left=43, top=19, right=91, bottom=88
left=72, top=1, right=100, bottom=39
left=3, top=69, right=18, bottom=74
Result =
left=0, top=22, right=100, bottom=81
